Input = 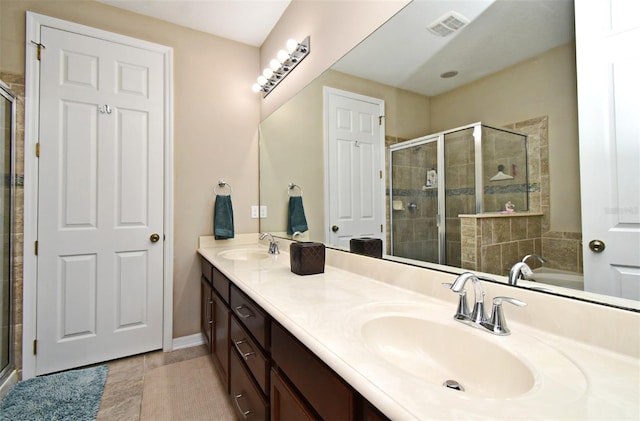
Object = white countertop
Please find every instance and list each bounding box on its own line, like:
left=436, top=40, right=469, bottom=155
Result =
left=198, top=240, right=640, bottom=420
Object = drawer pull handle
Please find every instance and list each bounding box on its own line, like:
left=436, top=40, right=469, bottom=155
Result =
left=233, top=393, right=254, bottom=419
left=233, top=339, right=256, bottom=360
left=208, top=320, right=213, bottom=325
left=234, top=305, right=255, bottom=319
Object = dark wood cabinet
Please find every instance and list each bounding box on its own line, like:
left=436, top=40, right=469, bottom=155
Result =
left=200, top=276, right=213, bottom=352
left=212, top=290, right=229, bottom=391
left=200, top=255, right=388, bottom=421
left=271, top=322, right=355, bottom=421
left=270, top=368, right=316, bottom=421
left=230, top=349, right=269, bottom=420
left=201, top=257, right=230, bottom=391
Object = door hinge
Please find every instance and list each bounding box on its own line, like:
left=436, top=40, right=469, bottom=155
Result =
left=36, top=142, right=40, bottom=158
left=380, top=170, right=383, bottom=179
left=30, top=41, right=45, bottom=61
left=34, top=240, right=38, bottom=255
left=33, top=339, right=37, bottom=355
left=380, top=224, right=383, bottom=233
left=379, top=115, right=384, bottom=125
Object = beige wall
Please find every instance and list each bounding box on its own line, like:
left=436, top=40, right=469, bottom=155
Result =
left=1, top=0, right=411, bottom=357
left=0, top=0, right=261, bottom=339
left=430, top=43, right=581, bottom=233
left=260, top=68, right=430, bottom=240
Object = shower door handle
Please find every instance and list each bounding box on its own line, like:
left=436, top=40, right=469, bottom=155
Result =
left=331, top=225, right=339, bottom=232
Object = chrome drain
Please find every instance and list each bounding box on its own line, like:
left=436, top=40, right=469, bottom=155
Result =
left=443, top=379, right=464, bottom=391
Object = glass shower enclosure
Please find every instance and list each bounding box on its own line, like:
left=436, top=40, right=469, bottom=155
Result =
left=0, top=81, right=15, bottom=384
left=389, top=122, right=528, bottom=266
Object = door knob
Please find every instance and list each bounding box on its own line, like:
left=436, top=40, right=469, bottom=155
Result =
left=331, top=225, right=339, bottom=232
left=588, top=239, right=605, bottom=253
left=150, top=233, right=160, bottom=243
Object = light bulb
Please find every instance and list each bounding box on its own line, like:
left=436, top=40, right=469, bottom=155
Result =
left=251, top=83, right=262, bottom=93
left=269, top=58, right=281, bottom=71
left=286, top=38, right=298, bottom=53
left=257, top=75, right=267, bottom=86
left=262, top=68, right=274, bottom=79
left=277, top=49, right=290, bottom=63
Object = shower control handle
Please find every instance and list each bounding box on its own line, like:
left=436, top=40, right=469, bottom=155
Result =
left=331, top=225, right=339, bottom=232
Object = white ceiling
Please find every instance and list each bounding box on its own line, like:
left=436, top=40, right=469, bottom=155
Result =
left=333, top=0, right=575, bottom=96
left=96, top=0, right=291, bottom=47
left=96, top=0, right=575, bottom=96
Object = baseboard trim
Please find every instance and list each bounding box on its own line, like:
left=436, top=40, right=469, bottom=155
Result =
left=0, top=370, right=18, bottom=400
left=172, top=333, right=204, bottom=350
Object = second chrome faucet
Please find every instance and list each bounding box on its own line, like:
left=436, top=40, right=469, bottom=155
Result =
left=445, top=272, right=526, bottom=336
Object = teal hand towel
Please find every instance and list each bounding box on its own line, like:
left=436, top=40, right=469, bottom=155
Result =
left=214, top=195, right=234, bottom=239
left=287, top=196, right=308, bottom=235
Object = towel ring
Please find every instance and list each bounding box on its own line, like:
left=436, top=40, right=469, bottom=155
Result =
left=214, top=180, right=232, bottom=196
left=288, top=183, right=303, bottom=197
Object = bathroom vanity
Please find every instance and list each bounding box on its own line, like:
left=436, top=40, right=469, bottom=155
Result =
left=198, top=234, right=639, bottom=420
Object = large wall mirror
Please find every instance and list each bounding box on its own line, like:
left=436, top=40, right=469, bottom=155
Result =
left=259, top=0, right=639, bottom=311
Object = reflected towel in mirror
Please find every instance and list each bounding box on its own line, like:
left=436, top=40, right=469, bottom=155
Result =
left=287, top=196, right=308, bottom=235
left=214, top=194, right=235, bottom=239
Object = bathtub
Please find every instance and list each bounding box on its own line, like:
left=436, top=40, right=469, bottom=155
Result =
left=526, top=268, right=584, bottom=291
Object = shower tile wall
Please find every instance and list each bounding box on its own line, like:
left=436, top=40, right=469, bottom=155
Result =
left=481, top=127, right=528, bottom=212
left=390, top=141, right=439, bottom=263
left=444, top=129, right=475, bottom=267
left=0, top=72, right=23, bottom=378
left=460, top=214, right=543, bottom=275
left=503, top=116, right=583, bottom=274
left=460, top=116, right=582, bottom=275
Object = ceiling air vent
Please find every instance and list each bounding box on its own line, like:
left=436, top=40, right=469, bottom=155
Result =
left=427, top=11, right=469, bottom=37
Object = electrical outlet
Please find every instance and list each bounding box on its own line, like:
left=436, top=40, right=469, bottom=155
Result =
left=251, top=205, right=259, bottom=219
left=259, top=205, right=267, bottom=218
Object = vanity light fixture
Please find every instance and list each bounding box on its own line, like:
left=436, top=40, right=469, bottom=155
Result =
left=252, top=36, right=310, bottom=97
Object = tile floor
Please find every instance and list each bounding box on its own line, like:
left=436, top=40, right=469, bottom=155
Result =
left=97, top=345, right=211, bottom=420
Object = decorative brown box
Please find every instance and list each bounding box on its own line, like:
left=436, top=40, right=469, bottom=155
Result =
left=349, top=237, right=383, bottom=258
left=290, top=242, right=325, bottom=275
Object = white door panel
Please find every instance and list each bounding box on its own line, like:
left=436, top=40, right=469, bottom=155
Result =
left=36, top=26, right=165, bottom=374
left=576, top=0, right=640, bottom=300
left=325, top=88, right=385, bottom=248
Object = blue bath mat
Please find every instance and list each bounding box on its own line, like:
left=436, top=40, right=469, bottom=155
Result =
left=0, top=365, right=108, bottom=421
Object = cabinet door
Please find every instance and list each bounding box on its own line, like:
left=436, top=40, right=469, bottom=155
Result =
left=200, top=277, right=213, bottom=352
left=212, top=291, right=230, bottom=391
left=271, top=369, right=316, bottom=421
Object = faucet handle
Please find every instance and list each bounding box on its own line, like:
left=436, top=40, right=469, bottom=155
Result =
left=487, top=296, right=527, bottom=336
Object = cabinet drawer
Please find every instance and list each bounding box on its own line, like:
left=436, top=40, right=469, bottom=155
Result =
left=272, top=322, right=354, bottom=420
left=212, top=266, right=230, bottom=303
left=231, top=316, right=268, bottom=395
left=200, top=257, right=213, bottom=284
left=230, top=349, right=268, bottom=420
left=230, top=285, right=268, bottom=350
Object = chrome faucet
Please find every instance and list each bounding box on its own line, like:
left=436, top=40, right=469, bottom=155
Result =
left=449, top=272, right=487, bottom=324
left=259, top=233, right=279, bottom=255
left=445, top=272, right=526, bottom=336
left=508, top=254, right=546, bottom=285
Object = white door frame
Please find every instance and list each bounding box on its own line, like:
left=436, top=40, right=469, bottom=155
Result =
left=322, top=86, right=386, bottom=248
left=23, top=12, right=174, bottom=379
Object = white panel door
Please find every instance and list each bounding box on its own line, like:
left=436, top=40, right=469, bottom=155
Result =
left=575, top=0, right=640, bottom=300
left=325, top=88, right=384, bottom=249
left=36, top=26, right=165, bottom=374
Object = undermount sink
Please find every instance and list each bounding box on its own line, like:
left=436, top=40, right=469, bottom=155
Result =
left=361, top=315, right=535, bottom=398
left=217, top=247, right=271, bottom=261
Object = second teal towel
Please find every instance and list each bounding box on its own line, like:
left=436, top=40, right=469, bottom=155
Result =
left=287, top=196, right=308, bottom=235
